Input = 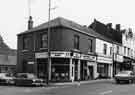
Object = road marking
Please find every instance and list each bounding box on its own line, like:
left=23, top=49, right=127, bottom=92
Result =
left=99, top=90, right=112, bottom=95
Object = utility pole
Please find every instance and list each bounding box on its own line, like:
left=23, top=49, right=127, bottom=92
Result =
left=47, top=0, right=51, bottom=85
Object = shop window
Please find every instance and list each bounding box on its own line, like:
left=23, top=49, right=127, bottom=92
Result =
left=51, top=58, right=69, bottom=81
left=23, top=36, right=29, bottom=50
left=88, top=39, right=93, bottom=52
left=103, top=44, right=107, bottom=55
left=40, top=33, right=48, bottom=48
left=74, top=35, right=79, bottom=50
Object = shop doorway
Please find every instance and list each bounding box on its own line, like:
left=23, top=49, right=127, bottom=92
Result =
left=37, top=59, right=48, bottom=79
left=88, top=66, right=93, bottom=80
left=73, top=60, right=78, bottom=81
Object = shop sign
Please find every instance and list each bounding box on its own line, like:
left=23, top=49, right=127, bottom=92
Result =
left=81, top=54, right=96, bottom=61
left=114, top=54, right=123, bottom=62
left=28, top=61, right=34, bottom=64
left=132, top=63, right=135, bottom=65
left=73, top=53, right=81, bottom=59
left=51, top=51, right=70, bottom=58
left=97, top=56, right=112, bottom=64
left=35, top=52, right=48, bottom=58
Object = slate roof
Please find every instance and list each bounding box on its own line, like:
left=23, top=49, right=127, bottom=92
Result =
left=89, top=19, right=122, bottom=44
left=18, top=17, right=122, bottom=45
left=18, top=17, right=97, bottom=38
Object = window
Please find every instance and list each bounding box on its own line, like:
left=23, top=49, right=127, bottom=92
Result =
left=103, top=44, right=107, bottom=55
left=88, top=39, right=93, bottom=52
left=110, top=47, right=112, bottom=55
left=74, top=35, right=79, bottom=50
left=124, top=47, right=126, bottom=54
left=116, top=46, right=119, bottom=54
left=40, top=33, right=48, bottom=48
left=128, top=48, right=130, bottom=56
left=23, top=36, right=29, bottom=50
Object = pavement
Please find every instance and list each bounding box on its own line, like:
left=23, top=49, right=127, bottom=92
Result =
left=48, top=78, right=114, bottom=87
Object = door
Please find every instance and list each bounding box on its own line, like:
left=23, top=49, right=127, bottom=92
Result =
left=37, top=59, right=48, bottom=79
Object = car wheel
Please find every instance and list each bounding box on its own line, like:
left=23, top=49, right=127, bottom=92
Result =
left=129, top=79, right=133, bottom=84
left=115, top=80, right=119, bottom=84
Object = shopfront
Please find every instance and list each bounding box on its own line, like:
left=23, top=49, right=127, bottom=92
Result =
left=35, top=51, right=97, bottom=82
left=35, top=52, right=48, bottom=79
left=80, top=54, right=97, bottom=80
left=50, top=51, right=70, bottom=82
left=97, top=56, right=113, bottom=78
left=113, top=54, right=123, bottom=76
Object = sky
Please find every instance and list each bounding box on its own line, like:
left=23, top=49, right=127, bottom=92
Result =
left=0, top=0, right=135, bottom=49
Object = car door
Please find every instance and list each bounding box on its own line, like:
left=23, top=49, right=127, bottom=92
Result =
left=131, top=72, right=135, bottom=81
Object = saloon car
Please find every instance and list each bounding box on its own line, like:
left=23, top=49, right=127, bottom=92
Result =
left=14, top=73, right=45, bottom=86
left=114, top=70, right=135, bottom=84
left=0, top=73, right=15, bottom=85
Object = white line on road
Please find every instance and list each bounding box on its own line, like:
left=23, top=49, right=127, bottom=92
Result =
left=99, top=90, right=112, bottom=95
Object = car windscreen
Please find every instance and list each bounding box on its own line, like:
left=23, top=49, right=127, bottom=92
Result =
left=118, top=71, right=131, bottom=75
left=16, top=74, right=37, bottom=79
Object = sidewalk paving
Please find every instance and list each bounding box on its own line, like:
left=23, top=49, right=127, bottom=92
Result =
left=49, top=79, right=114, bottom=87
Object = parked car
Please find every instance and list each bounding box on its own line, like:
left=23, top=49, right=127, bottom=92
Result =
left=114, top=70, right=135, bottom=84
left=14, top=73, right=46, bottom=86
left=0, top=73, right=15, bottom=85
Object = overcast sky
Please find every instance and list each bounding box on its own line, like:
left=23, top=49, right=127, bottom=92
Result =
left=1, top=0, right=135, bottom=49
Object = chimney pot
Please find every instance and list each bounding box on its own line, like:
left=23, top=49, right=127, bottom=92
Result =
left=28, top=16, right=33, bottom=30
left=106, top=23, right=112, bottom=29
left=116, top=24, right=120, bottom=31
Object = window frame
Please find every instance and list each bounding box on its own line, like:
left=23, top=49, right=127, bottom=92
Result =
left=40, top=33, right=48, bottom=49
left=88, top=39, right=93, bottom=53
left=103, top=43, right=107, bottom=55
left=74, top=35, right=79, bottom=50
left=23, top=36, right=29, bottom=50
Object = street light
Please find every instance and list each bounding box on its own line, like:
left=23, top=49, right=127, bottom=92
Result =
left=47, top=0, right=51, bottom=85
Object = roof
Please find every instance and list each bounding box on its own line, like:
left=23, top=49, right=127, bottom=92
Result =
left=18, top=17, right=96, bottom=37
left=89, top=19, right=122, bottom=44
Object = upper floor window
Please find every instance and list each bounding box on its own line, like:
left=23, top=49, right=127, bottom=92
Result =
left=116, top=46, right=119, bottom=54
left=40, top=33, right=48, bottom=48
left=23, top=36, right=29, bottom=50
left=74, top=35, right=79, bottom=50
left=103, top=44, right=107, bottom=55
left=128, top=48, right=130, bottom=56
left=110, top=47, right=112, bottom=55
left=124, top=47, right=126, bottom=54
left=88, top=39, right=93, bottom=52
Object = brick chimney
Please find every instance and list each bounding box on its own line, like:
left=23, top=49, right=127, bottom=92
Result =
left=106, top=23, right=112, bottom=29
left=28, top=16, right=33, bottom=30
left=116, top=24, right=120, bottom=31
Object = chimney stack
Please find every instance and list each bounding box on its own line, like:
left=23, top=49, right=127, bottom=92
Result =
left=106, top=23, right=112, bottom=29
left=116, top=24, right=120, bottom=31
left=28, top=16, right=33, bottom=30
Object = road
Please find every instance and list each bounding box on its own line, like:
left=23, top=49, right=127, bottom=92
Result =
left=0, top=80, right=135, bottom=95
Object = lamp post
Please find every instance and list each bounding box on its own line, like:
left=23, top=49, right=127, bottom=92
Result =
left=46, top=0, right=51, bottom=85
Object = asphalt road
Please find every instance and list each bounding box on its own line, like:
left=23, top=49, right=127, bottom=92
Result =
left=1, top=80, right=135, bottom=95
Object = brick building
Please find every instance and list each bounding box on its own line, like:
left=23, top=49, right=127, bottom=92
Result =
left=17, top=17, right=97, bottom=82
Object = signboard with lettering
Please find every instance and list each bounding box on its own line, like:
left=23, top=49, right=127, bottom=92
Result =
left=97, top=56, right=112, bottom=64
left=81, top=54, right=96, bottom=61
left=114, top=54, right=123, bottom=62
left=51, top=51, right=70, bottom=58
left=28, top=62, right=34, bottom=64
left=73, top=53, right=81, bottom=59
left=35, top=52, right=48, bottom=58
